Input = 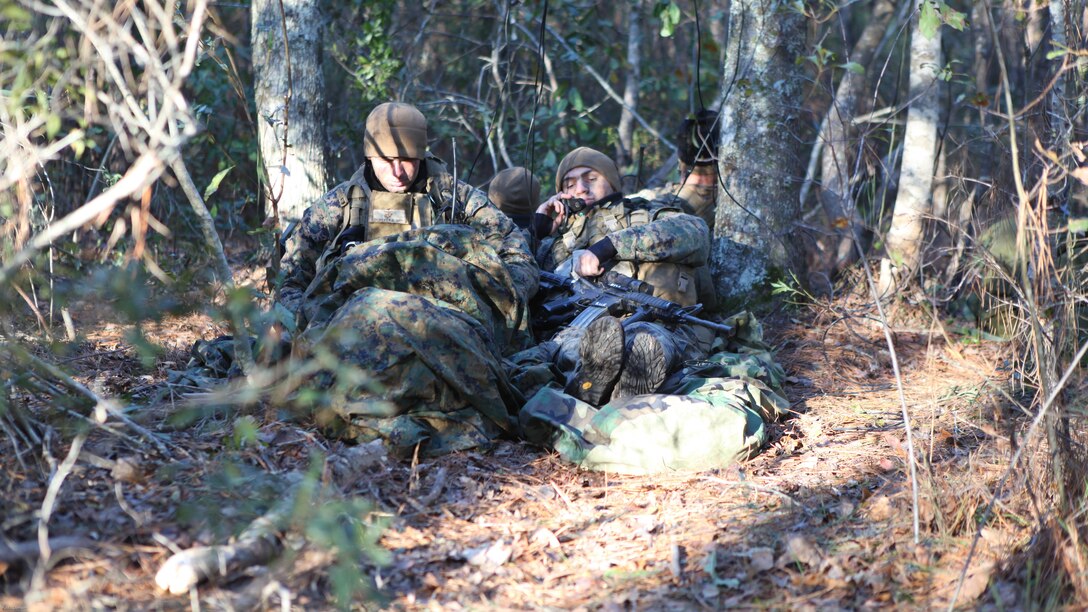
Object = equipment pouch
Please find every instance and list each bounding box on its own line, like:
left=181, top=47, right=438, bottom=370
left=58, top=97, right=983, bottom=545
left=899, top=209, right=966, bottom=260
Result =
left=636, top=262, right=699, bottom=306
left=368, top=191, right=431, bottom=240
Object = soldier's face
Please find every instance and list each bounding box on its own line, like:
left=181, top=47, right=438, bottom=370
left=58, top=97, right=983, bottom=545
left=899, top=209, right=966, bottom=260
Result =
left=370, top=156, right=421, bottom=193
left=561, top=166, right=612, bottom=205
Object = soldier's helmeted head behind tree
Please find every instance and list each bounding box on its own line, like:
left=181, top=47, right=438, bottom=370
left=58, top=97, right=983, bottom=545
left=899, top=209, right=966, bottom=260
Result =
left=487, top=166, right=540, bottom=231
left=630, top=110, right=720, bottom=229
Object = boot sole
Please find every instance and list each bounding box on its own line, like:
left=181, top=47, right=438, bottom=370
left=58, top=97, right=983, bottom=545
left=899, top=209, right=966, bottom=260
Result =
left=564, top=317, right=625, bottom=405
left=613, top=332, right=667, bottom=400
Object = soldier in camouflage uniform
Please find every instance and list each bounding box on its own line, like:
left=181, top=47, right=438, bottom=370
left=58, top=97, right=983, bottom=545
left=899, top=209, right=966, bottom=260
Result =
left=530, top=146, right=715, bottom=405
left=275, top=102, right=539, bottom=456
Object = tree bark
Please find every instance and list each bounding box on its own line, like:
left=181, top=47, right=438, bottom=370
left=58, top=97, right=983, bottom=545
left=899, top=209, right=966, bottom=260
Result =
left=616, top=0, right=644, bottom=169
left=252, top=0, right=328, bottom=227
left=712, top=0, right=807, bottom=300
left=878, top=0, right=942, bottom=295
left=816, top=0, right=895, bottom=275
left=1047, top=0, right=1071, bottom=156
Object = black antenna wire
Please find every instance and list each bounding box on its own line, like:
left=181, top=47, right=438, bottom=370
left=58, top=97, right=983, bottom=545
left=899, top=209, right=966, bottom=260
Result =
left=524, top=0, right=550, bottom=188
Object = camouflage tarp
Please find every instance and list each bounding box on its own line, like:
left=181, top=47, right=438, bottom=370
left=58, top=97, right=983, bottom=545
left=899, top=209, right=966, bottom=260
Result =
left=517, top=312, right=789, bottom=474
left=288, top=224, right=530, bottom=457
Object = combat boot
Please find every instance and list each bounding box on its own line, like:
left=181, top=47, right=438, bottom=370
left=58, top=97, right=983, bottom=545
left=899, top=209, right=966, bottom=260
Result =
left=612, top=329, right=670, bottom=400
left=564, top=316, right=625, bottom=405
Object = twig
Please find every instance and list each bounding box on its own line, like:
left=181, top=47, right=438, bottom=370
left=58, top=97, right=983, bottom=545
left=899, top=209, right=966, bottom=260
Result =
left=83, top=135, right=119, bottom=204
left=9, top=345, right=175, bottom=456
left=32, top=430, right=87, bottom=590
left=859, top=255, right=922, bottom=543
left=0, top=536, right=97, bottom=564
left=416, top=467, right=449, bottom=506
left=698, top=476, right=801, bottom=507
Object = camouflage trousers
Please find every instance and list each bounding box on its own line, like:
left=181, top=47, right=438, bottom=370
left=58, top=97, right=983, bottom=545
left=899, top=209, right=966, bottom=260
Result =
left=287, top=225, right=535, bottom=457
left=293, top=291, right=521, bottom=458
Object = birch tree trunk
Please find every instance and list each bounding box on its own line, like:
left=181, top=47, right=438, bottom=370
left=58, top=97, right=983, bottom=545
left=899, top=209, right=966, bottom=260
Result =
left=616, top=0, right=643, bottom=170
left=712, top=0, right=807, bottom=300
left=878, top=1, right=942, bottom=295
left=817, top=0, right=896, bottom=273
left=252, top=0, right=328, bottom=228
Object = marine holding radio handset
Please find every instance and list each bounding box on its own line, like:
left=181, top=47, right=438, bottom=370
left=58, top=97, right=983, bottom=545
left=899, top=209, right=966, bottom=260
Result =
left=532, top=148, right=624, bottom=279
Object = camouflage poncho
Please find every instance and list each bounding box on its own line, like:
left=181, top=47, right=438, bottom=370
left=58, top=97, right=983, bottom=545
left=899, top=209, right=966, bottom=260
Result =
left=292, top=225, right=534, bottom=457
left=277, top=157, right=538, bottom=336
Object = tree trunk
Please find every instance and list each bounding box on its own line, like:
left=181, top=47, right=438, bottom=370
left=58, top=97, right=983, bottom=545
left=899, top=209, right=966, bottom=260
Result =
left=616, top=0, right=643, bottom=170
left=252, top=0, right=328, bottom=228
left=816, top=0, right=896, bottom=274
left=878, top=0, right=942, bottom=295
left=712, top=0, right=807, bottom=301
left=1047, top=0, right=1071, bottom=156
left=971, top=3, right=992, bottom=137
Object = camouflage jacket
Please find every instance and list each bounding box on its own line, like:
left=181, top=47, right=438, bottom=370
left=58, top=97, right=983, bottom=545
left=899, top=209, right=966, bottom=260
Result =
left=277, top=156, right=539, bottom=326
left=541, top=196, right=709, bottom=269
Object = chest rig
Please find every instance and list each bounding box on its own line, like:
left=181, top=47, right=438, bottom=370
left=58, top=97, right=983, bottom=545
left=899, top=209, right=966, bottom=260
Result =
left=336, top=157, right=452, bottom=243
left=561, top=198, right=699, bottom=307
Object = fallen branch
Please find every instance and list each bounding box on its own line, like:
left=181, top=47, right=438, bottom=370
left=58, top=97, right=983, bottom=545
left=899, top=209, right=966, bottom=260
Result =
left=155, top=473, right=303, bottom=595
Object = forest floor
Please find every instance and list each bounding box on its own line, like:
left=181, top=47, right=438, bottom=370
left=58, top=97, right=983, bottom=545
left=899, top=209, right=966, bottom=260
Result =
left=0, top=246, right=1045, bottom=610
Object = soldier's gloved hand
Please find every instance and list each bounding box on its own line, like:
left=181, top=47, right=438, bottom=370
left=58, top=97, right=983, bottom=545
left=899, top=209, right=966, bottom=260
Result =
left=572, top=249, right=604, bottom=277
left=536, top=194, right=570, bottom=234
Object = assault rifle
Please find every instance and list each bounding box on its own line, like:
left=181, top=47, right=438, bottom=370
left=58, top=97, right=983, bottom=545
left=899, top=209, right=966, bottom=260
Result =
left=533, top=270, right=732, bottom=339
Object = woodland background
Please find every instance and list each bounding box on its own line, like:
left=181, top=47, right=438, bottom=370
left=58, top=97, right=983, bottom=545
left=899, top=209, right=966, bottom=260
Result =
left=3, top=0, right=1088, bottom=608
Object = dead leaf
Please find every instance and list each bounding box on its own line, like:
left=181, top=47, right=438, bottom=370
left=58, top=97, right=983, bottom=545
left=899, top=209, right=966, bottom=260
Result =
left=780, top=535, right=823, bottom=568
left=748, top=547, right=775, bottom=572
left=866, top=494, right=895, bottom=521
left=933, top=561, right=995, bottom=607
left=463, top=540, right=513, bottom=568
left=111, top=457, right=143, bottom=484
left=530, top=528, right=561, bottom=550
left=1072, top=166, right=1088, bottom=186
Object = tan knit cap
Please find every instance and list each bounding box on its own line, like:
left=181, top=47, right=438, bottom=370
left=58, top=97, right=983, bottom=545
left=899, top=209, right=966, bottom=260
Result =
left=363, top=102, right=427, bottom=159
left=555, top=146, right=621, bottom=194
left=488, top=167, right=541, bottom=216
